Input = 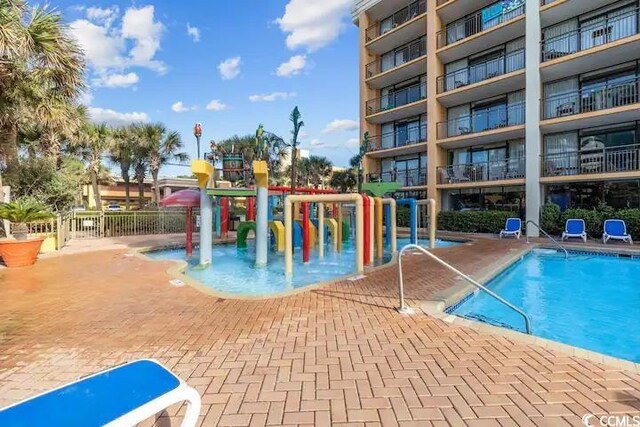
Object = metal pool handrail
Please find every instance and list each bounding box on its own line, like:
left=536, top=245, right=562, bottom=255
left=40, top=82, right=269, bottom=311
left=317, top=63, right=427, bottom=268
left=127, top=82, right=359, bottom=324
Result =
left=525, top=220, right=569, bottom=259
left=397, top=244, right=532, bottom=335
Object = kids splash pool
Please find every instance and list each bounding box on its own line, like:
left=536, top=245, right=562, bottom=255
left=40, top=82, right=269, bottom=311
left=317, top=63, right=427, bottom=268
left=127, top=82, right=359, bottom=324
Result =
left=452, top=249, right=640, bottom=363
left=146, top=238, right=460, bottom=297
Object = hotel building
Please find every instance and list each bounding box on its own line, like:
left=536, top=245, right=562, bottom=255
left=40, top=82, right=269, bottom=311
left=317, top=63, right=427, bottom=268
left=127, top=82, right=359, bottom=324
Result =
left=353, top=0, right=640, bottom=233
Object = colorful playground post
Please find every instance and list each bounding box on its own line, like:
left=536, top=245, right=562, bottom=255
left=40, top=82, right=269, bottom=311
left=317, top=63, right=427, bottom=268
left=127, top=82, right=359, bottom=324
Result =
left=363, top=196, right=371, bottom=265
left=318, top=202, right=325, bottom=258
left=190, top=160, right=215, bottom=265
left=368, top=196, right=375, bottom=263
left=382, top=198, right=398, bottom=254
left=285, top=194, right=364, bottom=276
left=397, top=198, right=418, bottom=244
left=375, top=198, right=383, bottom=260
left=417, top=199, right=437, bottom=249
left=302, top=202, right=310, bottom=263
left=253, top=161, right=269, bottom=267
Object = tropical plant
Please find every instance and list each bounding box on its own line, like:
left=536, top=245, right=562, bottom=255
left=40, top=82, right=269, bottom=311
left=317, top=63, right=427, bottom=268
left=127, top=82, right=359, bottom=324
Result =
left=349, top=132, right=369, bottom=194
left=132, top=151, right=149, bottom=210
left=329, top=170, right=357, bottom=193
left=287, top=107, right=304, bottom=194
left=0, top=0, right=85, bottom=184
left=0, top=198, right=54, bottom=240
left=136, top=123, right=188, bottom=205
left=109, top=125, right=138, bottom=210
left=306, top=155, right=333, bottom=188
left=72, top=123, right=112, bottom=210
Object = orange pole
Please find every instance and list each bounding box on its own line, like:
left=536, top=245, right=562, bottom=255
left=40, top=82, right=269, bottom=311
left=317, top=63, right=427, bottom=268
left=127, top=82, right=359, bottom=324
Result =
left=363, top=196, right=371, bottom=265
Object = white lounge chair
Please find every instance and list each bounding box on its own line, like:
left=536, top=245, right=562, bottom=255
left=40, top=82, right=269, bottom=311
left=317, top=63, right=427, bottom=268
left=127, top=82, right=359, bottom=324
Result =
left=500, top=218, right=522, bottom=239
left=562, top=219, right=587, bottom=242
left=603, top=219, right=633, bottom=245
left=0, top=359, right=201, bottom=427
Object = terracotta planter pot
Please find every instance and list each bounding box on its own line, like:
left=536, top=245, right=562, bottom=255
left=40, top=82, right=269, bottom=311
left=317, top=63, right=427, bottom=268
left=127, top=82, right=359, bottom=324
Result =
left=0, top=237, right=45, bottom=268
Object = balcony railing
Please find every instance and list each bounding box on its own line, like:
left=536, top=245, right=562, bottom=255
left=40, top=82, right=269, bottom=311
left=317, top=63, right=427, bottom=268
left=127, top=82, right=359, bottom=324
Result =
left=366, top=38, right=426, bottom=79
left=437, top=158, right=525, bottom=184
left=437, top=1, right=526, bottom=48
left=541, top=7, right=640, bottom=62
left=437, top=102, right=525, bottom=139
left=436, top=0, right=452, bottom=6
left=365, top=0, right=426, bottom=42
left=437, top=48, right=525, bottom=93
left=367, top=124, right=427, bottom=152
left=366, top=82, right=427, bottom=116
left=542, top=144, right=640, bottom=177
left=543, top=76, right=639, bottom=120
left=367, top=168, right=427, bottom=187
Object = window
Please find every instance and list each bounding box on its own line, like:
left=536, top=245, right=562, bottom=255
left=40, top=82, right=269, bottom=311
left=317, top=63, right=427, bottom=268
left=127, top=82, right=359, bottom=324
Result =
left=443, top=186, right=525, bottom=213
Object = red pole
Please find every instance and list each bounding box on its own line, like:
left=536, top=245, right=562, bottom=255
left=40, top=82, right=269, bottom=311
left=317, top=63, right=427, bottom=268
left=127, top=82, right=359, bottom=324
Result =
left=221, top=197, right=229, bottom=238
left=363, top=196, right=371, bottom=266
left=302, top=202, right=310, bottom=263
left=186, top=206, right=193, bottom=258
left=247, top=197, right=255, bottom=221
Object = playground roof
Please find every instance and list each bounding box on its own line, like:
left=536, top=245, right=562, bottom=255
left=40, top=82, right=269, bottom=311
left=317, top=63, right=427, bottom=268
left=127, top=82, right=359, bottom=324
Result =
left=160, top=189, right=201, bottom=208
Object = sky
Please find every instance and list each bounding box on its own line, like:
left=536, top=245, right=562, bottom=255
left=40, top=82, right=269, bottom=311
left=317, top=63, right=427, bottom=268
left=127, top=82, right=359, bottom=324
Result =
left=54, top=0, right=361, bottom=176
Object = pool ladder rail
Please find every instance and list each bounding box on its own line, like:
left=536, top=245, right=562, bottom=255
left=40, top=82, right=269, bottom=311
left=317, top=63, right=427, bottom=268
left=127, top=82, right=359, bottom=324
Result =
left=397, top=244, right=532, bottom=335
left=525, top=220, right=569, bottom=259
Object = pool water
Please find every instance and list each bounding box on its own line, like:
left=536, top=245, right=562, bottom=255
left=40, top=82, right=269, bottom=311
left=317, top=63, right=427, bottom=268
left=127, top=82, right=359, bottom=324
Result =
left=397, top=237, right=462, bottom=249
left=453, top=249, right=640, bottom=363
left=146, top=238, right=461, bottom=297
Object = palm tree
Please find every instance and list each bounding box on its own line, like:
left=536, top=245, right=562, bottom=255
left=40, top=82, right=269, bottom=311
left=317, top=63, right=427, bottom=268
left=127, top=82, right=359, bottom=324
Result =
left=287, top=107, right=304, bottom=194
left=73, top=123, right=111, bottom=210
left=330, top=170, right=357, bottom=193
left=307, top=155, right=333, bottom=188
left=133, top=156, right=148, bottom=210
left=350, top=132, right=370, bottom=194
left=110, top=125, right=137, bottom=210
left=137, top=123, right=188, bottom=205
left=0, top=0, right=85, bottom=184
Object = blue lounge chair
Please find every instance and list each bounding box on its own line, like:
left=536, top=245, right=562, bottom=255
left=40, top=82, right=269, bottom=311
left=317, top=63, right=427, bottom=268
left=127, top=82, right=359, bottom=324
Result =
left=499, top=218, right=522, bottom=239
left=603, top=219, right=633, bottom=245
left=0, top=359, right=201, bottom=427
left=562, top=219, right=587, bottom=242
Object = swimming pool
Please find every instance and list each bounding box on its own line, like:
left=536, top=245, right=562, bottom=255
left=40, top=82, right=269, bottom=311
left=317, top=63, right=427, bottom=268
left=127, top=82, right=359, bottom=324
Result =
left=146, top=238, right=461, bottom=297
left=452, top=249, right=640, bottom=363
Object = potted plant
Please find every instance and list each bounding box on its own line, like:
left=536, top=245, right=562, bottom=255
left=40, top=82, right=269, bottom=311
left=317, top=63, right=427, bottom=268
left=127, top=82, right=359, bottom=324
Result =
left=0, top=199, right=54, bottom=267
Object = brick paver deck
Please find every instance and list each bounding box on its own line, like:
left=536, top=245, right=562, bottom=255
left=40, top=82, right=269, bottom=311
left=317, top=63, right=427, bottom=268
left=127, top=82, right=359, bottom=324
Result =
left=1, top=238, right=639, bottom=426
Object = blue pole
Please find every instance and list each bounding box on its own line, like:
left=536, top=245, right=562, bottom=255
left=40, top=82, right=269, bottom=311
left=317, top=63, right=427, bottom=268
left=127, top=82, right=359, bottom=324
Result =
left=384, top=204, right=391, bottom=247
left=397, top=199, right=417, bottom=244
left=214, top=197, right=221, bottom=237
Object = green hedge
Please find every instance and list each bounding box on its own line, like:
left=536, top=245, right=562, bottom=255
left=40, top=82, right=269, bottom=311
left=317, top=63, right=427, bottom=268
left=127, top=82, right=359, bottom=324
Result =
left=539, top=203, right=640, bottom=238
left=438, top=210, right=513, bottom=233
left=397, top=205, right=411, bottom=227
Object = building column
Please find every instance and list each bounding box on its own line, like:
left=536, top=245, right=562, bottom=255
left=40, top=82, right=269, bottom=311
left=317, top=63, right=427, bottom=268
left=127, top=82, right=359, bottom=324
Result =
left=427, top=0, right=444, bottom=206
left=525, top=0, right=542, bottom=237
left=163, top=187, right=172, bottom=198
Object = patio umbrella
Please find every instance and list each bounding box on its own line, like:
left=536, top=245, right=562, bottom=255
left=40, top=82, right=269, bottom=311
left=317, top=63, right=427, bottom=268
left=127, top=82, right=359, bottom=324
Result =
left=160, top=189, right=201, bottom=258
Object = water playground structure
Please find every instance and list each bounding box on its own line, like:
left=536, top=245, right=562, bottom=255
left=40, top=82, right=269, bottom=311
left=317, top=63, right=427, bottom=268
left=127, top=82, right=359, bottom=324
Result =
left=159, top=126, right=439, bottom=289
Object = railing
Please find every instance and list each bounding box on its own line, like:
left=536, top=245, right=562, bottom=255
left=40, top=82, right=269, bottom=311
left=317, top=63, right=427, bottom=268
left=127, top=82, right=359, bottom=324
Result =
left=397, top=244, right=532, bottom=334
left=542, top=144, right=640, bottom=177
left=525, top=220, right=568, bottom=259
left=365, top=0, right=426, bottom=42
left=437, top=102, right=525, bottom=139
left=366, top=82, right=426, bottom=116
left=366, top=38, right=426, bottom=79
left=436, top=0, right=453, bottom=6
left=437, top=1, right=526, bottom=48
left=437, top=157, right=525, bottom=184
left=367, top=124, right=427, bottom=152
left=436, top=48, right=525, bottom=93
left=68, top=210, right=199, bottom=239
left=541, top=0, right=558, bottom=5
left=541, top=7, right=640, bottom=62
left=543, top=76, right=639, bottom=120
left=367, top=168, right=427, bottom=187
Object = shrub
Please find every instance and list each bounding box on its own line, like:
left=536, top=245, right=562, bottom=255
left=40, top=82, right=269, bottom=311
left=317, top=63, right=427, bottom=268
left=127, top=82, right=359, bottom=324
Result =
left=396, top=205, right=411, bottom=227
left=438, top=210, right=513, bottom=234
left=617, top=209, right=640, bottom=239
left=540, top=203, right=561, bottom=235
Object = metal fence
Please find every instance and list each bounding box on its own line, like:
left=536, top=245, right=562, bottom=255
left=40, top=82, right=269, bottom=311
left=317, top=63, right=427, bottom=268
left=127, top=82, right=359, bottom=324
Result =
left=542, top=144, right=640, bottom=177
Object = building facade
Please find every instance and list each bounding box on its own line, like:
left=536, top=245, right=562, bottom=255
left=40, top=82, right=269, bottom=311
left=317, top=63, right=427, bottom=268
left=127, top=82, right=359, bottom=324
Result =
left=354, top=0, right=640, bottom=234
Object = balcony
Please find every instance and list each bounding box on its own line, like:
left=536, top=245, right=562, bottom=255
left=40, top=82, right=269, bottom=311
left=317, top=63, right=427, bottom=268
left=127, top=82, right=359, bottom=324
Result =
left=540, top=0, right=617, bottom=28
left=436, top=0, right=498, bottom=28
left=436, top=1, right=525, bottom=64
left=365, top=0, right=427, bottom=55
left=365, top=82, right=427, bottom=123
left=541, top=144, right=640, bottom=181
left=436, top=48, right=525, bottom=106
left=437, top=102, right=525, bottom=147
left=366, top=38, right=427, bottom=89
left=437, top=158, right=526, bottom=186
left=541, top=76, right=640, bottom=133
left=367, top=168, right=427, bottom=188
left=366, top=125, right=427, bottom=158
left=540, top=7, right=640, bottom=81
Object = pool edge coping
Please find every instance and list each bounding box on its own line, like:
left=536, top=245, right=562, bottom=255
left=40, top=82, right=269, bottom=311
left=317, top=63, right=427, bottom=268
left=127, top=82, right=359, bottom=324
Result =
left=422, top=242, right=640, bottom=373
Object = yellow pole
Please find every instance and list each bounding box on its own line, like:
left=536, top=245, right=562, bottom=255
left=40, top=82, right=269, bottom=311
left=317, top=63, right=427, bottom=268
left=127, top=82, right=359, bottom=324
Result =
left=337, top=205, right=343, bottom=253
left=374, top=198, right=383, bottom=260
left=285, top=199, right=293, bottom=275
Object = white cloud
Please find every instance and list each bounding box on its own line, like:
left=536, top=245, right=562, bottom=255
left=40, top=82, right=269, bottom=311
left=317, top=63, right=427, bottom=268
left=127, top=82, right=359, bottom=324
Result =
left=70, top=5, right=167, bottom=86
left=276, top=55, right=306, bottom=77
left=218, top=57, right=241, bottom=80
left=206, top=100, right=228, bottom=111
left=92, top=72, right=139, bottom=88
left=186, top=23, right=200, bottom=42
left=171, top=101, right=196, bottom=113
left=346, top=138, right=359, bottom=148
left=322, top=119, right=358, bottom=134
left=277, top=0, right=352, bottom=51
left=310, top=139, right=325, bottom=147
left=89, top=107, right=149, bottom=126
left=298, top=130, right=308, bottom=139
left=249, top=92, right=296, bottom=102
